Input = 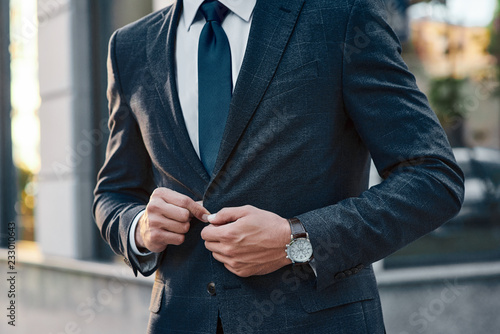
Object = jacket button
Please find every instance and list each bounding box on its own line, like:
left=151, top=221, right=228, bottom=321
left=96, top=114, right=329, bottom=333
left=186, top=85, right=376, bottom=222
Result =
left=207, top=282, right=216, bottom=296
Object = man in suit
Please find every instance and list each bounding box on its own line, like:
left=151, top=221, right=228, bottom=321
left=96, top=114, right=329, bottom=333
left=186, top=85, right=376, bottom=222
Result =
left=93, top=0, right=464, bottom=333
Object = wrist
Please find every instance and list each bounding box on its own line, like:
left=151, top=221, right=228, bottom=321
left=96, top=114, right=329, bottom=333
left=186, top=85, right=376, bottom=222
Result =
left=281, top=217, right=292, bottom=246
left=281, top=217, right=293, bottom=265
left=134, top=216, right=148, bottom=251
left=129, top=210, right=153, bottom=256
left=285, top=217, right=314, bottom=265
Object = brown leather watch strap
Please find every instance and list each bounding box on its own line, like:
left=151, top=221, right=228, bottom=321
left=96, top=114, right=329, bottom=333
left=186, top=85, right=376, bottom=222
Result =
left=288, top=218, right=307, bottom=239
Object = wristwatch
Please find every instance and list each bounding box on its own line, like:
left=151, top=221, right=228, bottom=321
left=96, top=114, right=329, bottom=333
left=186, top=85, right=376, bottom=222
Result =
left=285, top=218, right=314, bottom=265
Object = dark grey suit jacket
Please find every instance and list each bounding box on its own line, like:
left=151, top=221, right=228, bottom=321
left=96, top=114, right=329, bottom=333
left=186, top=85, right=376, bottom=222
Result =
left=93, top=0, right=464, bottom=333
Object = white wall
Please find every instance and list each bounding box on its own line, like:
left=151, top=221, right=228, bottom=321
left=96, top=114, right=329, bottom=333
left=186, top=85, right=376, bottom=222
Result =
left=36, top=0, right=94, bottom=259
left=36, top=0, right=168, bottom=260
left=153, top=0, right=174, bottom=11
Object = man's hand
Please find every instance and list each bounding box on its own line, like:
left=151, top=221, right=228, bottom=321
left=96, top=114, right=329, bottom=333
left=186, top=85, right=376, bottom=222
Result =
left=135, top=188, right=210, bottom=253
left=201, top=205, right=292, bottom=277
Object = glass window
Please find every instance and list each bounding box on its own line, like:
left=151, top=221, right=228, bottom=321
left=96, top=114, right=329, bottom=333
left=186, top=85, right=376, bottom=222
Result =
left=5, top=0, right=40, bottom=244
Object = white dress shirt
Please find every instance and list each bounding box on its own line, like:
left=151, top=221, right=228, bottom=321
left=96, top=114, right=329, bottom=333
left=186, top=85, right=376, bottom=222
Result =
left=130, top=0, right=256, bottom=256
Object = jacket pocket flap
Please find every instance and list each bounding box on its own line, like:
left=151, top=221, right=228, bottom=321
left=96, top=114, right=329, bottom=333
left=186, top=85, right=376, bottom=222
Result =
left=149, top=281, right=165, bottom=314
left=299, top=269, right=378, bottom=313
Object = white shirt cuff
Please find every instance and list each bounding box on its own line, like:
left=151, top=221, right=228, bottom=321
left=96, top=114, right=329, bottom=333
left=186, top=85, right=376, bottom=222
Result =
left=129, top=210, right=153, bottom=256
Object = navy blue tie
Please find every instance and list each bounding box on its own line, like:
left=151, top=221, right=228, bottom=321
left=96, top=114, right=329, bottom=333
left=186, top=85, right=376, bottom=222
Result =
left=198, top=0, right=232, bottom=174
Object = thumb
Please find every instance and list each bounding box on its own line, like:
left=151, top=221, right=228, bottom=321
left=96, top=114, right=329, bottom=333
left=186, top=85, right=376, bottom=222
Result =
left=207, top=206, right=253, bottom=225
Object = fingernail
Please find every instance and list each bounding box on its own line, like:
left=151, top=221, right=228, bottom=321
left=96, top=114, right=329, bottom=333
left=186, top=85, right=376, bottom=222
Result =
left=201, top=214, right=210, bottom=222
left=207, top=214, right=217, bottom=222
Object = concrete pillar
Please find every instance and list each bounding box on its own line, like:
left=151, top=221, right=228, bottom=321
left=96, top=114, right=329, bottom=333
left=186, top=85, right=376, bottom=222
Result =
left=36, top=0, right=94, bottom=259
left=36, top=0, right=155, bottom=259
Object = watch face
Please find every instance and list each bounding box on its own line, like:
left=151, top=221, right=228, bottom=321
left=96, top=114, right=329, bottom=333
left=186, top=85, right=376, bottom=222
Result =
left=288, top=238, right=313, bottom=263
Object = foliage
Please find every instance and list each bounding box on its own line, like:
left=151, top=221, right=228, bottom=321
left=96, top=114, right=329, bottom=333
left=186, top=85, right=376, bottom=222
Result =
left=489, top=0, right=500, bottom=94
left=428, top=76, right=468, bottom=129
left=16, top=165, right=35, bottom=241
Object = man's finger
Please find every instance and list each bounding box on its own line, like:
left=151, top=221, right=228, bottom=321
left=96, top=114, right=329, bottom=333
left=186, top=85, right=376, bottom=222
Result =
left=212, top=252, right=233, bottom=267
left=146, top=229, right=186, bottom=251
left=158, top=219, right=191, bottom=235
left=207, top=205, right=253, bottom=225
left=200, top=224, right=225, bottom=242
left=204, top=240, right=224, bottom=254
left=186, top=200, right=211, bottom=223
left=154, top=188, right=210, bottom=222
left=158, top=204, right=192, bottom=223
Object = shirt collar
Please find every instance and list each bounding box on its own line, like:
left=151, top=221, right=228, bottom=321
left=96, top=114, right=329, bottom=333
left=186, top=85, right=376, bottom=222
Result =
left=182, top=0, right=257, bottom=31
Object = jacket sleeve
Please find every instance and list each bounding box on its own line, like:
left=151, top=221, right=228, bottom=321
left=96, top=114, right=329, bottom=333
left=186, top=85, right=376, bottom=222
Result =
left=297, top=0, right=465, bottom=291
left=93, top=30, right=161, bottom=277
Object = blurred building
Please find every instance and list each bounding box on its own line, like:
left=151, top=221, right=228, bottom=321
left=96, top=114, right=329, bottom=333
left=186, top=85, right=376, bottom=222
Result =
left=411, top=19, right=495, bottom=78
left=410, top=18, right=500, bottom=149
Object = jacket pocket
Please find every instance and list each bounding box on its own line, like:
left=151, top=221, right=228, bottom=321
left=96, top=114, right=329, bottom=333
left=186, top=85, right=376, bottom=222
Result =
left=149, top=280, right=165, bottom=314
left=299, top=267, right=379, bottom=313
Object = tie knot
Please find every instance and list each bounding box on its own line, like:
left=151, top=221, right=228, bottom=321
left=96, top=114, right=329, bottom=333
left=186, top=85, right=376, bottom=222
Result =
left=199, top=0, right=229, bottom=24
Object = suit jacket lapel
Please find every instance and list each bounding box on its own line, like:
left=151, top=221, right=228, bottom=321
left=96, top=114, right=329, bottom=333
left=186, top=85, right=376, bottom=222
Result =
left=211, top=0, right=306, bottom=179
left=146, top=1, right=212, bottom=191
